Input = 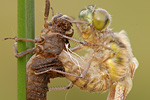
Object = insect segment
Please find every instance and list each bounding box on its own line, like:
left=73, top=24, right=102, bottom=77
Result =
left=58, top=6, right=139, bottom=100
left=5, top=0, right=74, bottom=100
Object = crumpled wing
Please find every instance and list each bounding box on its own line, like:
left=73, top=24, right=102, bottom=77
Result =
left=107, top=57, right=138, bottom=100
left=129, top=57, right=139, bottom=79
left=107, top=78, right=132, bottom=100
left=114, top=78, right=132, bottom=100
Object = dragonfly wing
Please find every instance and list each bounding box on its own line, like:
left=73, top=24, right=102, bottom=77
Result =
left=129, top=57, right=139, bottom=79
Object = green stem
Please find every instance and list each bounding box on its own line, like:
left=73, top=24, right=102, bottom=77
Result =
left=17, top=0, right=26, bottom=100
left=25, top=0, right=35, bottom=60
left=17, top=0, right=34, bottom=100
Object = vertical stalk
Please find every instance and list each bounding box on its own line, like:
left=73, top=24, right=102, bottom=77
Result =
left=17, top=0, right=26, bottom=100
left=17, top=0, right=35, bottom=100
left=25, top=0, right=35, bottom=60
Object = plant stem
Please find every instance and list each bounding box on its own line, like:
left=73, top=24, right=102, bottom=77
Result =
left=25, top=0, right=35, bottom=60
left=17, top=0, right=26, bottom=100
left=17, top=0, right=35, bottom=100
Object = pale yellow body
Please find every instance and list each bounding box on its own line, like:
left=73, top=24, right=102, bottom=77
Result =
left=59, top=30, right=138, bottom=100
left=60, top=51, right=111, bottom=92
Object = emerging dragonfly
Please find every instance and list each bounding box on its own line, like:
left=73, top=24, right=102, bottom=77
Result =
left=54, top=5, right=139, bottom=100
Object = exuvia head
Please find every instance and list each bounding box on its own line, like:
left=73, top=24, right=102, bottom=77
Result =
left=51, top=14, right=73, bottom=32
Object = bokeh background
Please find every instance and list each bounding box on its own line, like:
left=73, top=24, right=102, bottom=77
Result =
left=0, top=0, right=150, bottom=100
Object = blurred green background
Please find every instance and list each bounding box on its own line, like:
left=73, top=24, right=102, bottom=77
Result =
left=0, top=0, right=149, bottom=100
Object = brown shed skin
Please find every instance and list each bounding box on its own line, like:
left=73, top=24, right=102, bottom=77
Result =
left=26, top=14, right=73, bottom=100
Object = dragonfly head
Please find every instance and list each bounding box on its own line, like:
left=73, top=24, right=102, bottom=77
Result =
left=78, top=6, right=111, bottom=41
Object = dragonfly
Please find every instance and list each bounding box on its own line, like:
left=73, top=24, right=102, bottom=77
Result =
left=50, top=5, right=139, bottom=100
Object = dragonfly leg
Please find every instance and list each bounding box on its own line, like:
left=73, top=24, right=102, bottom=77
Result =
left=4, top=36, right=44, bottom=43
left=79, top=54, right=93, bottom=78
left=56, top=33, right=89, bottom=46
left=13, top=42, right=36, bottom=58
left=50, top=7, right=54, bottom=17
left=49, top=82, right=73, bottom=91
left=70, top=45, right=83, bottom=52
left=35, top=68, right=82, bottom=78
left=44, top=0, right=50, bottom=28
left=75, top=24, right=83, bottom=36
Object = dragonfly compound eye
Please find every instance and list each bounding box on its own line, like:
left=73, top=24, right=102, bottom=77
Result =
left=79, top=6, right=93, bottom=23
left=93, top=8, right=111, bottom=30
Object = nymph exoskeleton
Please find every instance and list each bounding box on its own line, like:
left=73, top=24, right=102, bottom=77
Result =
left=4, top=0, right=76, bottom=100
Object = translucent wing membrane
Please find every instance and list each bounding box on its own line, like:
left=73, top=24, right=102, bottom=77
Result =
left=129, top=57, right=139, bottom=79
